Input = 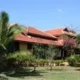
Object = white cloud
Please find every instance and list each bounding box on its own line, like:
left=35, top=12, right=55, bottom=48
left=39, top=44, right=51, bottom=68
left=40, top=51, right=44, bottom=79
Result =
left=57, top=9, right=62, bottom=12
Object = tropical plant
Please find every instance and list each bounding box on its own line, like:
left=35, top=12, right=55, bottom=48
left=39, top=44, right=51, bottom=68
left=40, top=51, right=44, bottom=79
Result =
left=0, top=11, right=22, bottom=69
left=0, top=11, right=21, bottom=54
left=67, top=55, right=80, bottom=67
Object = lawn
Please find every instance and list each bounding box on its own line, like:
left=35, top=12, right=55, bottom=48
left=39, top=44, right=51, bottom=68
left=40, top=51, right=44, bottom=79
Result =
left=0, top=66, right=80, bottom=80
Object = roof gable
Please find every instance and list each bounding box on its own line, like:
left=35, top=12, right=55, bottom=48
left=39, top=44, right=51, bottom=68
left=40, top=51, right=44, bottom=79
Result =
left=45, top=27, right=76, bottom=37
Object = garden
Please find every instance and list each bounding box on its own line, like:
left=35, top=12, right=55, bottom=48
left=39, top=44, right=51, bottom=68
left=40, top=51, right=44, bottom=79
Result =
left=0, top=11, right=80, bottom=80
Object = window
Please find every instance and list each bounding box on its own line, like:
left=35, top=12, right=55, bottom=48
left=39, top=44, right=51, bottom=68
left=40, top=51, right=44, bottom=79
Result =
left=27, top=43, right=32, bottom=50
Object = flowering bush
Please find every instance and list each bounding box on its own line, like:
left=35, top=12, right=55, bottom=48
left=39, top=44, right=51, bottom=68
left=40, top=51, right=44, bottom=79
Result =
left=63, top=39, right=77, bottom=56
left=63, top=39, right=77, bottom=48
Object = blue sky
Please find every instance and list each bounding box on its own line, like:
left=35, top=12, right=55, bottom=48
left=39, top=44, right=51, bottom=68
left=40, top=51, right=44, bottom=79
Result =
left=0, top=0, right=80, bottom=32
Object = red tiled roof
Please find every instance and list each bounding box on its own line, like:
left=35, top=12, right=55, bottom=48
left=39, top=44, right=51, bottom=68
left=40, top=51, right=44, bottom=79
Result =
left=15, top=34, right=63, bottom=46
left=15, top=27, right=76, bottom=46
left=45, top=28, right=76, bottom=37
left=26, top=27, right=57, bottom=39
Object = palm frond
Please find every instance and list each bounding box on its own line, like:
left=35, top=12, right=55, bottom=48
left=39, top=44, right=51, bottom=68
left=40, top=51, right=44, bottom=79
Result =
left=0, top=11, right=22, bottom=53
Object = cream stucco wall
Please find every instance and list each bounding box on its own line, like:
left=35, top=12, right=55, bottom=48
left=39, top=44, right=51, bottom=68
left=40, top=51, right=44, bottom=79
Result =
left=19, top=42, right=27, bottom=51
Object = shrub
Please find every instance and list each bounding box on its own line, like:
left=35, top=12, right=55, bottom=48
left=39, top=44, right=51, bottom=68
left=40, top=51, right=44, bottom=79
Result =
left=35, top=59, right=48, bottom=66
left=7, top=51, right=35, bottom=67
left=67, top=55, right=80, bottom=67
left=53, top=60, right=64, bottom=66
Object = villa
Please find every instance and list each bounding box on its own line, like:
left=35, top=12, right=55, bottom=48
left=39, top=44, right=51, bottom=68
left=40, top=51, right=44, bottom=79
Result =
left=9, top=26, right=76, bottom=59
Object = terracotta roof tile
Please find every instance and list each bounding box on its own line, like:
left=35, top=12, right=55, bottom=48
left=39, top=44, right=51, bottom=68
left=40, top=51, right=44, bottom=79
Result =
left=14, top=27, right=76, bottom=46
left=45, top=28, right=76, bottom=37
left=27, top=27, right=57, bottom=39
left=45, top=28, right=64, bottom=36
left=15, top=34, right=62, bottom=46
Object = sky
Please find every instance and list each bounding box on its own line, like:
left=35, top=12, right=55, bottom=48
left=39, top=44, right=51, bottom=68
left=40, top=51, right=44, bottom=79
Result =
left=0, top=0, right=80, bottom=32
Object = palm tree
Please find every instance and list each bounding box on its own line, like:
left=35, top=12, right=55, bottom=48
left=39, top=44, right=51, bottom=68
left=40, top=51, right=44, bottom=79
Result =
left=0, top=11, right=21, bottom=54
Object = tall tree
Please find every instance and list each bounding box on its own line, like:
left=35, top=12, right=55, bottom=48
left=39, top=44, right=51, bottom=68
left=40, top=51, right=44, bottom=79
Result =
left=0, top=11, right=21, bottom=54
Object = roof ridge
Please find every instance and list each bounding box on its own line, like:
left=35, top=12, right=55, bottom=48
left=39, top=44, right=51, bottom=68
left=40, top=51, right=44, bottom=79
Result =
left=45, top=27, right=67, bottom=32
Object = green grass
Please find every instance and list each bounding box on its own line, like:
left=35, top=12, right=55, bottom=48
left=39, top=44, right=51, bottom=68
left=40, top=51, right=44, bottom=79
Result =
left=0, top=66, right=80, bottom=80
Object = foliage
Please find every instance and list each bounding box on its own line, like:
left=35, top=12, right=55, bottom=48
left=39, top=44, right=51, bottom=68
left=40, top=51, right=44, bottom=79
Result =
left=53, top=60, right=64, bottom=66
left=67, top=55, right=80, bottom=66
left=75, top=48, right=80, bottom=54
left=34, top=59, right=64, bottom=67
left=0, top=11, right=22, bottom=53
left=69, top=29, right=76, bottom=34
left=76, top=34, right=80, bottom=44
left=7, top=51, right=35, bottom=67
left=33, top=44, right=60, bottom=59
left=63, top=39, right=76, bottom=56
left=60, top=34, right=69, bottom=40
left=47, top=45, right=60, bottom=60
left=35, top=59, right=48, bottom=66
left=33, top=44, right=48, bottom=59
left=33, top=44, right=60, bottom=70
